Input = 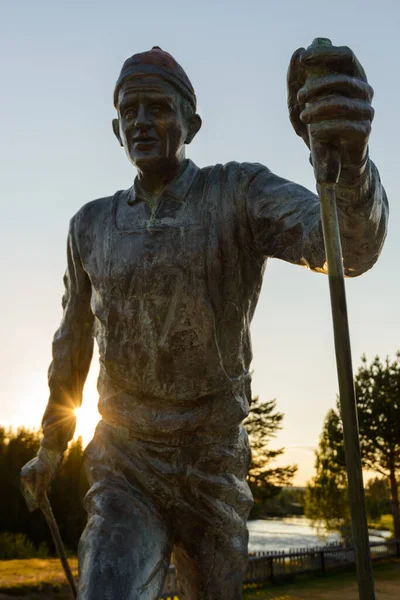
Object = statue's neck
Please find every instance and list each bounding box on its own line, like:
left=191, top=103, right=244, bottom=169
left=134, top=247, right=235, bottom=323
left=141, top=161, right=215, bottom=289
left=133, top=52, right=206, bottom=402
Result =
left=137, top=151, right=187, bottom=198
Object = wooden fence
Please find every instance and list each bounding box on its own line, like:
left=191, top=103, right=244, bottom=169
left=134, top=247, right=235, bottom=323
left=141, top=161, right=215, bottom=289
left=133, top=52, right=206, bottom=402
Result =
left=160, top=539, right=400, bottom=598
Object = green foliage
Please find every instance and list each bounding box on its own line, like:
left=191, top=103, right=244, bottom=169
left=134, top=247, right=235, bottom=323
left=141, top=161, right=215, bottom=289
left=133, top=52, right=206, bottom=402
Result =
left=356, top=354, right=400, bottom=475
left=356, top=354, right=400, bottom=539
left=260, top=486, right=305, bottom=516
left=305, top=352, right=400, bottom=542
left=369, top=513, right=394, bottom=535
left=0, top=427, right=45, bottom=550
left=244, top=397, right=297, bottom=516
left=365, top=477, right=391, bottom=521
left=304, top=409, right=351, bottom=543
left=0, top=427, right=88, bottom=557
left=0, top=533, right=48, bottom=560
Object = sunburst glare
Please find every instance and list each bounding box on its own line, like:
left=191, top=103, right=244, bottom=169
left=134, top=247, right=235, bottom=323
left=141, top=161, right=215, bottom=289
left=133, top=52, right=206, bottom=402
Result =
left=73, top=356, right=101, bottom=446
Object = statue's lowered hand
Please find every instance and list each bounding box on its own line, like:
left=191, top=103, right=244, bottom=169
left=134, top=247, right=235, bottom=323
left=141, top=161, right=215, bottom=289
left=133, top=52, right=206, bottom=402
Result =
left=20, top=448, right=63, bottom=511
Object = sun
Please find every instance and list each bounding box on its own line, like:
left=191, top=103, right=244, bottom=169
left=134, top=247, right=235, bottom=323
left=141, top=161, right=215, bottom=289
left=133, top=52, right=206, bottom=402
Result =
left=74, top=404, right=100, bottom=447
left=73, top=360, right=101, bottom=447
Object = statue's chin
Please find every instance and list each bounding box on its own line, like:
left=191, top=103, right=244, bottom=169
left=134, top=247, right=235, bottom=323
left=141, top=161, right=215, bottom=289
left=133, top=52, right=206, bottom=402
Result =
left=130, top=154, right=162, bottom=173
left=132, top=153, right=185, bottom=177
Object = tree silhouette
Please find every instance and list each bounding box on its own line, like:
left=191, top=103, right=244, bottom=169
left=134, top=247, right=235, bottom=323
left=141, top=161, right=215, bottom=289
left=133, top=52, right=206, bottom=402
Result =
left=244, top=397, right=297, bottom=515
left=0, top=427, right=88, bottom=556
left=305, top=409, right=352, bottom=542
left=306, top=352, right=400, bottom=541
left=356, top=354, right=400, bottom=539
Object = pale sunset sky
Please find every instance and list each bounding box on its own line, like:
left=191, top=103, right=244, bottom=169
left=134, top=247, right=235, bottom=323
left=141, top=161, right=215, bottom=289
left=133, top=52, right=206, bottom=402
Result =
left=1, top=1, right=399, bottom=485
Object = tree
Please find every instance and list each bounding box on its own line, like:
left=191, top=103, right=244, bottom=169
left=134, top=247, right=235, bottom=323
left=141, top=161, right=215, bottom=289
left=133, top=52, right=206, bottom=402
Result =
left=304, top=409, right=352, bottom=543
left=0, top=427, right=88, bottom=556
left=244, top=397, right=297, bottom=516
left=356, top=354, right=400, bottom=539
left=305, top=352, right=400, bottom=542
left=365, top=477, right=391, bottom=522
left=0, top=427, right=46, bottom=547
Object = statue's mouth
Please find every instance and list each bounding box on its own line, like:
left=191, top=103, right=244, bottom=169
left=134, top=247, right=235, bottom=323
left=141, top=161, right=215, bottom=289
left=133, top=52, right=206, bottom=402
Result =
left=133, top=136, right=158, bottom=145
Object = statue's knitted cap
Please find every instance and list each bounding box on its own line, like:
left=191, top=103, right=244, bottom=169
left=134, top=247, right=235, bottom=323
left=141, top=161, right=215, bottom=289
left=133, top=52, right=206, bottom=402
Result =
left=114, top=46, right=196, bottom=111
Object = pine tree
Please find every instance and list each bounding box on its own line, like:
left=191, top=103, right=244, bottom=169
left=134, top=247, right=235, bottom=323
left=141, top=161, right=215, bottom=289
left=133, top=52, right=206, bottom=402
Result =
left=304, top=409, right=352, bottom=542
left=244, top=397, right=297, bottom=515
left=306, top=352, right=400, bottom=542
left=0, top=428, right=88, bottom=555
left=356, top=354, right=400, bottom=539
left=365, top=477, right=391, bottom=522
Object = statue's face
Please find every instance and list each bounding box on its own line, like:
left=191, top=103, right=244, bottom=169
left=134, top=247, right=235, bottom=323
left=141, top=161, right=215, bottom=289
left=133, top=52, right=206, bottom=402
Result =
left=115, top=76, right=191, bottom=171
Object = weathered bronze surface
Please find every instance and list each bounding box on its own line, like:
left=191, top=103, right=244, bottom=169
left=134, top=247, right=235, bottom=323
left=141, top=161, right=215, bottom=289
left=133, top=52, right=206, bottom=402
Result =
left=21, top=45, right=388, bottom=599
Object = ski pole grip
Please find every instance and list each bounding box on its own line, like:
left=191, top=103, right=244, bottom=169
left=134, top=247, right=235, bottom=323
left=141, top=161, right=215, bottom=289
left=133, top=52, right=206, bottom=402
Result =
left=305, top=38, right=341, bottom=184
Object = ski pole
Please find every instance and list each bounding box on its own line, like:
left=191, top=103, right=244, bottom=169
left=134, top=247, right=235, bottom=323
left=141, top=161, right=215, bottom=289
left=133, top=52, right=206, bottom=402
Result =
left=39, top=493, right=77, bottom=599
left=21, top=481, right=77, bottom=599
left=306, top=37, right=375, bottom=600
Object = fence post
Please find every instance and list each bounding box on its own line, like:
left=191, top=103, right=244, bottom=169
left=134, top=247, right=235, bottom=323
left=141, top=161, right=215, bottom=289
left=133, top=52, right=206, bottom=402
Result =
left=269, top=556, right=275, bottom=584
left=320, top=550, right=326, bottom=576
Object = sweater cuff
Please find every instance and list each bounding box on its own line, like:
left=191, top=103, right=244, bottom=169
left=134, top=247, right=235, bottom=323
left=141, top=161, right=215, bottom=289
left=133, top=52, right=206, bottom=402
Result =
left=38, top=445, right=64, bottom=472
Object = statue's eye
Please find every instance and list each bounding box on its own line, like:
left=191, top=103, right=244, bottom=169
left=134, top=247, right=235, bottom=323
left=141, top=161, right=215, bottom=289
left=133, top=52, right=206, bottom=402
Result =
left=124, top=109, right=136, bottom=119
left=152, top=105, right=164, bottom=115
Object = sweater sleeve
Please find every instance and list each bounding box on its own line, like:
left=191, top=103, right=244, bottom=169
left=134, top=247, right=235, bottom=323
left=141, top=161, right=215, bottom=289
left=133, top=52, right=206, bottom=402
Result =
left=41, top=215, right=94, bottom=452
left=244, top=159, right=388, bottom=277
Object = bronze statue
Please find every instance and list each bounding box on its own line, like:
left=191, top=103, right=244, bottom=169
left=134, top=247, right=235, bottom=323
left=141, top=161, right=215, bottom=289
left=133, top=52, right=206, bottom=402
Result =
left=21, top=44, right=388, bottom=599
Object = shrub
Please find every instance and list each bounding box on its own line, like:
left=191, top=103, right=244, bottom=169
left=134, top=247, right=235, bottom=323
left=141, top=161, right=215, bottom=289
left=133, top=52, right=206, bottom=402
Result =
left=0, top=532, right=48, bottom=560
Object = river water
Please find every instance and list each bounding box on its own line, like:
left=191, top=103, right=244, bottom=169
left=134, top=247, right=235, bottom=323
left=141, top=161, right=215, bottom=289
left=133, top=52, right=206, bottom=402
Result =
left=247, top=517, right=391, bottom=553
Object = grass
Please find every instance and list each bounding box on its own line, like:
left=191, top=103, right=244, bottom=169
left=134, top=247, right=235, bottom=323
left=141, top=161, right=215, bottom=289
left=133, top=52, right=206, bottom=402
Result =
left=0, top=557, right=78, bottom=593
left=242, top=560, right=400, bottom=599
left=0, top=558, right=399, bottom=599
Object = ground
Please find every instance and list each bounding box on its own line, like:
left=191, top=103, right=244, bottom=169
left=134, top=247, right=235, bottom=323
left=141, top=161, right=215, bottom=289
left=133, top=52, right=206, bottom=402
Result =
left=0, top=558, right=77, bottom=599
left=0, top=559, right=398, bottom=599
left=243, top=560, right=400, bottom=599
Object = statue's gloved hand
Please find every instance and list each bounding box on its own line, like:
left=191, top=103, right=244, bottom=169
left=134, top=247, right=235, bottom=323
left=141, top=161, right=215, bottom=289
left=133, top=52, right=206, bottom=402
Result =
left=287, top=42, right=374, bottom=182
left=20, top=447, right=63, bottom=511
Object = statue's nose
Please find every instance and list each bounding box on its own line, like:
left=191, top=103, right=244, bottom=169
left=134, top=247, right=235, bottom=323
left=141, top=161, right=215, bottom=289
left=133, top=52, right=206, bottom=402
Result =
left=135, top=104, right=152, bottom=128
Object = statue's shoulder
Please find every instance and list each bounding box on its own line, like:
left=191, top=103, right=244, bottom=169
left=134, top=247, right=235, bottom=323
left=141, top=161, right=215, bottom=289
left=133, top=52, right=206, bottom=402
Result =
left=210, top=161, right=269, bottom=178
left=66, top=192, right=126, bottom=248
left=238, top=161, right=270, bottom=178
left=73, top=193, right=116, bottom=226
left=206, top=162, right=270, bottom=191
left=71, top=189, right=135, bottom=235
left=200, top=161, right=268, bottom=179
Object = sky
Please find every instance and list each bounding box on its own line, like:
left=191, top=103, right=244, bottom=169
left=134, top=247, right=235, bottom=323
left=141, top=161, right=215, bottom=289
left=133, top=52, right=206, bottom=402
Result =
left=1, top=0, right=399, bottom=486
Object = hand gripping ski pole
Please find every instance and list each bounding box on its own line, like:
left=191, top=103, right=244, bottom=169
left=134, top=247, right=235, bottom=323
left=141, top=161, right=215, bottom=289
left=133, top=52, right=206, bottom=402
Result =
left=305, top=37, right=375, bottom=600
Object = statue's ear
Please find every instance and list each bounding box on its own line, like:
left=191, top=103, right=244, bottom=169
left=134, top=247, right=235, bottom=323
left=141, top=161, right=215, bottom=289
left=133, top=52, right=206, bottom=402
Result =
left=185, top=113, right=202, bottom=145
left=112, top=118, right=123, bottom=146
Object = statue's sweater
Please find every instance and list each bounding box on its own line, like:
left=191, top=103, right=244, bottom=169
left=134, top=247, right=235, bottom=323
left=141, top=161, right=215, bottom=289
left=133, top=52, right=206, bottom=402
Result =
left=41, top=159, right=388, bottom=452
